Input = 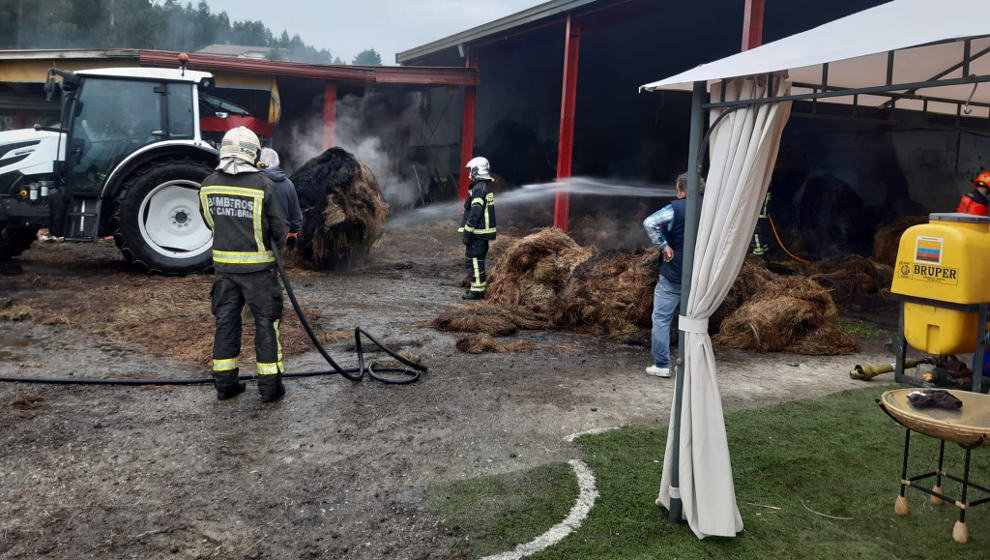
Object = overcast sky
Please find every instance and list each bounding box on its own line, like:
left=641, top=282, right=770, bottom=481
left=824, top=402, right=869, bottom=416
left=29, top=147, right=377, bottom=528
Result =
left=201, top=0, right=541, bottom=64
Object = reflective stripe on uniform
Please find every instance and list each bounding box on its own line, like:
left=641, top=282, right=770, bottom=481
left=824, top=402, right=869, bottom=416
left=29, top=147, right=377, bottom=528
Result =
left=199, top=188, right=215, bottom=230
left=213, top=249, right=275, bottom=264
left=274, top=318, right=283, bottom=363
left=467, top=226, right=495, bottom=235
left=213, top=358, right=238, bottom=372
left=470, top=197, right=484, bottom=206
left=257, top=361, right=283, bottom=375
left=201, top=186, right=265, bottom=197
left=470, top=258, right=486, bottom=291
left=252, top=190, right=264, bottom=251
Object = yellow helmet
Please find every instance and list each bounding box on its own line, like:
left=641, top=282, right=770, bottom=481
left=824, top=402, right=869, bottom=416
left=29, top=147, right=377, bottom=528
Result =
left=219, top=126, right=261, bottom=164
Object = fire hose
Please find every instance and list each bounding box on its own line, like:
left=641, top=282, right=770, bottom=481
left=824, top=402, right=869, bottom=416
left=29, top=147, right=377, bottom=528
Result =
left=0, top=241, right=426, bottom=386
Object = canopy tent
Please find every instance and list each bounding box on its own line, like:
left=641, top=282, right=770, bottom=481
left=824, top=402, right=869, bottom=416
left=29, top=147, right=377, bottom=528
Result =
left=638, top=0, right=990, bottom=540
left=642, top=0, right=990, bottom=118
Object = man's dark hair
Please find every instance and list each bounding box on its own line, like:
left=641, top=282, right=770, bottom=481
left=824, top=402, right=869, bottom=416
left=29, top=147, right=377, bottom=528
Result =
left=675, top=172, right=706, bottom=195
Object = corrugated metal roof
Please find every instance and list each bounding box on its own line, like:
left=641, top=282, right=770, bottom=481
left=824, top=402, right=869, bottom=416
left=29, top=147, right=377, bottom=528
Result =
left=140, top=50, right=480, bottom=87
left=396, top=0, right=603, bottom=64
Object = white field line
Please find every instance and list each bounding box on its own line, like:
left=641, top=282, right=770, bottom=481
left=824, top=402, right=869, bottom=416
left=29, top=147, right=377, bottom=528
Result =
left=563, top=426, right=619, bottom=442
left=479, top=459, right=599, bottom=560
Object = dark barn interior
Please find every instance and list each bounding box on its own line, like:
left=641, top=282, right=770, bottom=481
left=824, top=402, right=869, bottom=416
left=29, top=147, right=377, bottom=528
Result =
left=400, top=0, right=990, bottom=258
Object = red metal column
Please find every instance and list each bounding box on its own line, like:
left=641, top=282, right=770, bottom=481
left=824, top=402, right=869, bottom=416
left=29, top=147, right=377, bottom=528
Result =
left=554, top=15, right=581, bottom=232
left=459, top=53, right=478, bottom=201
left=322, top=83, right=337, bottom=150
left=458, top=87, right=477, bottom=201
left=741, top=0, right=765, bottom=50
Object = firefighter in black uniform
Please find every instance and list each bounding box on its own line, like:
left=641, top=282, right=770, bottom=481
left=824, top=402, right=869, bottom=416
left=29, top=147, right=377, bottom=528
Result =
left=458, top=156, right=497, bottom=300
left=199, top=126, right=289, bottom=402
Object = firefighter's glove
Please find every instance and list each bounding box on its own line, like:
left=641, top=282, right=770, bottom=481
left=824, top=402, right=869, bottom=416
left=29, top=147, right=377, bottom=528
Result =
left=462, top=235, right=471, bottom=246
left=286, top=232, right=298, bottom=250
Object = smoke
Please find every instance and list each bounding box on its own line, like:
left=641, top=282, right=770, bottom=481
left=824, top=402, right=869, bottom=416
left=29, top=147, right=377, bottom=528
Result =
left=283, top=90, right=427, bottom=209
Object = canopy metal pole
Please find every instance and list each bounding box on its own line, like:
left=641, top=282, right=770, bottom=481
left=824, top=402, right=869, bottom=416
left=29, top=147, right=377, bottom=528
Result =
left=668, top=79, right=706, bottom=524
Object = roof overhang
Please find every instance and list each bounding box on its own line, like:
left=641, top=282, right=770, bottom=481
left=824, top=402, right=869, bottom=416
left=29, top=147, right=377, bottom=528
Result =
left=396, top=0, right=601, bottom=64
left=640, top=0, right=990, bottom=118
left=141, top=50, right=479, bottom=87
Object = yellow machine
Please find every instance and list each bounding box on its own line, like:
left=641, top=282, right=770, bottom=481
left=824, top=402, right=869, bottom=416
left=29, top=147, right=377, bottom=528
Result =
left=890, top=213, right=990, bottom=391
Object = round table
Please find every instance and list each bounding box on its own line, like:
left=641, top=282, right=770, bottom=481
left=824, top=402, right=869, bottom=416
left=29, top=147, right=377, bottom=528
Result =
left=879, top=389, right=990, bottom=543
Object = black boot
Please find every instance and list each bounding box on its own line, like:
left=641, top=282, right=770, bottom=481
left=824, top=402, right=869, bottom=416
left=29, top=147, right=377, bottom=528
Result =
left=461, top=290, right=484, bottom=300
left=259, top=374, right=286, bottom=403
left=214, top=370, right=246, bottom=401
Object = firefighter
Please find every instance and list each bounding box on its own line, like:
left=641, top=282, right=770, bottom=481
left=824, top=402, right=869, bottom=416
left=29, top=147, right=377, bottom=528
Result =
left=199, top=126, right=289, bottom=402
left=957, top=171, right=990, bottom=216
left=457, top=156, right=497, bottom=300
left=750, top=191, right=771, bottom=257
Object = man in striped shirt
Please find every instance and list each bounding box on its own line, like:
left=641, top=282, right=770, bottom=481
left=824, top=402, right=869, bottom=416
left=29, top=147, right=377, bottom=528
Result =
left=641, top=173, right=703, bottom=378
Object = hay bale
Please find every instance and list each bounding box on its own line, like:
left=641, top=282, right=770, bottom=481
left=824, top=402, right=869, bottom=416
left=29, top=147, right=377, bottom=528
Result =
left=291, top=147, right=389, bottom=270
left=486, top=228, right=596, bottom=311
left=553, top=248, right=659, bottom=337
left=711, top=256, right=780, bottom=330
left=713, top=276, right=840, bottom=352
left=872, top=216, right=928, bottom=266
left=455, top=333, right=534, bottom=354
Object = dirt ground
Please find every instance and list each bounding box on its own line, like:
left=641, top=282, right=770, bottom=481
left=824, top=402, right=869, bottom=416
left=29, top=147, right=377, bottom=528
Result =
left=0, top=222, right=896, bottom=559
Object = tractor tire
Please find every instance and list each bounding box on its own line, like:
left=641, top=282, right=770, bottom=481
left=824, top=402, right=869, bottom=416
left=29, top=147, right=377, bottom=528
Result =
left=0, top=226, right=39, bottom=260
left=112, top=157, right=214, bottom=275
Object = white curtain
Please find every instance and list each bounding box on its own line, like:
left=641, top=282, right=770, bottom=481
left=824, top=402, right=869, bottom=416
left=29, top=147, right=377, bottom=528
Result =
left=657, top=74, right=792, bottom=539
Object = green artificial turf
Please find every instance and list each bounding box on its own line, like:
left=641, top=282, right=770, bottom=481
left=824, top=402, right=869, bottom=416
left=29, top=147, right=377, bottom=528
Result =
left=430, top=386, right=990, bottom=559
left=837, top=320, right=894, bottom=340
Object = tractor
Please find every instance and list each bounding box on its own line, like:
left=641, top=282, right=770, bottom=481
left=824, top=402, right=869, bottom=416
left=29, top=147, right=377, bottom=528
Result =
left=0, top=62, right=266, bottom=273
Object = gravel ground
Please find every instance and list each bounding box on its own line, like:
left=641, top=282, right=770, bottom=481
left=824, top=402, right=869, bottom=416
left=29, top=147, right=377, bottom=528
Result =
left=0, top=231, right=894, bottom=559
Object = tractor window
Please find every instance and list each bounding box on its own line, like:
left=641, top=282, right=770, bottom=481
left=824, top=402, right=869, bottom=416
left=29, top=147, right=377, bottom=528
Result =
left=68, top=78, right=163, bottom=192
left=167, top=83, right=194, bottom=139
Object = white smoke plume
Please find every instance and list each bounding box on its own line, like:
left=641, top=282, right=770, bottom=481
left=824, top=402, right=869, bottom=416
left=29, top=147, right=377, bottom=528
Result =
left=283, top=89, right=427, bottom=209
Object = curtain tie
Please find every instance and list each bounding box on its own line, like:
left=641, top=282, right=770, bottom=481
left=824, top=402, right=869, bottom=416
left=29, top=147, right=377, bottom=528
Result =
left=678, top=315, right=708, bottom=334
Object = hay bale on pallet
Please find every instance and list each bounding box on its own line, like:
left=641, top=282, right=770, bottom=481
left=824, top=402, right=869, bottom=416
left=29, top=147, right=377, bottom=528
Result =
left=873, top=215, right=928, bottom=266
left=455, top=333, right=534, bottom=354
left=713, top=275, right=855, bottom=353
left=486, top=228, right=596, bottom=311
left=553, top=248, right=659, bottom=338
left=290, top=148, right=389, bottom=270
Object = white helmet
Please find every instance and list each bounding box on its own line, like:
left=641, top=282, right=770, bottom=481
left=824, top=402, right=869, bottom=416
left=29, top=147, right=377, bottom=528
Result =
left=219, top=126, right=261, bottom=164
left=465, top=156, right=492, bottom=181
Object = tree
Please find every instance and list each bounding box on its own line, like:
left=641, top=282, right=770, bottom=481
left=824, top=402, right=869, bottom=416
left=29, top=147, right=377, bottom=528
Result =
left=352, top=48, right=381, bottom=66
left=0, top=0, right=337, bottom=63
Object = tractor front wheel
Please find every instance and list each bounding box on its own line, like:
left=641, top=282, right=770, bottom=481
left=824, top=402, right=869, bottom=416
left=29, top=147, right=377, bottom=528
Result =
left=112, top=158, right=214, bottom=274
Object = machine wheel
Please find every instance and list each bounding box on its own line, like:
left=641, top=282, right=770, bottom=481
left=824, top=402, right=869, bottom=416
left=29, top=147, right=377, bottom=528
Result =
left=112, top=157, right=214, bottom=274
left=0, top=226, right=39, bottom=260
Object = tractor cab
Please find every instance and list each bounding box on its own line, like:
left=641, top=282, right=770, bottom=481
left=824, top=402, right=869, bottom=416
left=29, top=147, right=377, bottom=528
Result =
left=0, top=62, right=270, bottom=273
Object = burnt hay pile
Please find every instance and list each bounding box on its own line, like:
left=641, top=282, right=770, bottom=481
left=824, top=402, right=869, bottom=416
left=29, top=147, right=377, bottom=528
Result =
left=714, top=275, right=860, bottom=355
left=291, top=148, right=389, bottom=270
left=435, top=228, right=659, bottom=351
left=486, top=228, right=596, bottom=312
left=872, top=215, right=928, bottom=266
left=435, top=229, right=869, bottom=356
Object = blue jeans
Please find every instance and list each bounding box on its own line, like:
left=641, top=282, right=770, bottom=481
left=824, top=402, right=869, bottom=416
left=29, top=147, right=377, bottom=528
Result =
left=651, top=275, right=681, bottom=368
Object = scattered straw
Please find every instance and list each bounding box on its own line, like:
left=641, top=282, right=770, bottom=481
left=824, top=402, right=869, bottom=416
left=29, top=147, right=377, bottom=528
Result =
left=455, top=333, right=533, bottom=354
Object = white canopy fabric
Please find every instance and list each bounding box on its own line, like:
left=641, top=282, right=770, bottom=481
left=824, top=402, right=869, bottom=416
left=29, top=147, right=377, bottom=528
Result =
left=640, top=0, right=990, bottom=118
left=655, top=75, right=792, bottom=539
